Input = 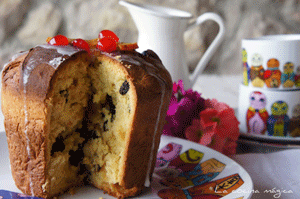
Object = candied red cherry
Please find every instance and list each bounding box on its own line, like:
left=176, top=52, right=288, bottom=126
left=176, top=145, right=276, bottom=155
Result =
left=97, top=37, right=117, bottom=53
left=48, top=35, right=69, bottom=46
left=99, top=30, right=119, bottom=43
left=71, top=39, right=90, bottom=53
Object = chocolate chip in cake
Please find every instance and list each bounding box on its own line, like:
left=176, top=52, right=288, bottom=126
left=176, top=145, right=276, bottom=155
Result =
left=59, top=89, right=69, bottom=103
left=81, top=130, right=99, bottom=141
left=119, top=80, right=130, bottom=95
left=72, top=78, right=78, bottom=86
left=90, top=130, right=99, bottom=139
left=104, top=94, right=116, bottom=122
left=69, top=149, right=84, bottom=166
left=94, top=164, right=101, bottom=172
left=51, top=136, right=65, bottom=156
left=103, top=120, right=108, bottom=132
left=78, top=163, right=87, bottom=175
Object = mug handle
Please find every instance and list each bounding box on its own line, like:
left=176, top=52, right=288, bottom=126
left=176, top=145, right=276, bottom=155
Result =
left=187, top=12, right=225, bottom=87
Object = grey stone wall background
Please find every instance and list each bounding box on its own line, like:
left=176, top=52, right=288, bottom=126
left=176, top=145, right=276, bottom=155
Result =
left=1, top=0, right=300, bottom=75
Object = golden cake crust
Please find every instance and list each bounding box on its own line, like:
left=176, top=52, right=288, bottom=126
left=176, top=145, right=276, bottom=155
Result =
left=1, top=45, right=172, bottom=199
left=2, top=46, right=90, bottom=198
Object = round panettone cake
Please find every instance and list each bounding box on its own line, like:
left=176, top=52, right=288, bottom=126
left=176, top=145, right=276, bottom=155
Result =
left=1, top=32, right=172, bottom=199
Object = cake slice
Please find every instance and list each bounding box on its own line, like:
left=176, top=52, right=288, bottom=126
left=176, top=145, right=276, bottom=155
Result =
left=1, top=37, right=172, bottom=198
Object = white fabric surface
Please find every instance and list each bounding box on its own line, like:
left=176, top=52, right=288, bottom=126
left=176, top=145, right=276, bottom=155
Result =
left=232, top=149, right=300, bottom=199
left=193, top=74, right=241, bottom=109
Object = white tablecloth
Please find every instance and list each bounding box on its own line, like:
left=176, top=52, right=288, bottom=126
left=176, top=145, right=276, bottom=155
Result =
left=232, top=150, right=300, bottom=199
left=193, top=74, right=241, bottom=109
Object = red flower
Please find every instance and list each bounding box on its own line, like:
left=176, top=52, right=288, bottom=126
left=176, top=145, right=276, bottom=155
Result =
left=185, top=99, right=240, bottom=156
left=185, top=117, right=217, bottom=146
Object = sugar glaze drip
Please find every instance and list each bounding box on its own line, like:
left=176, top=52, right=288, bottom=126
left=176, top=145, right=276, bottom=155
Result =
left=1, top=51, right=29, bottom=75
left=22, top=44, right=80, bottom=196
left=23, top=55, right=35, bottom=195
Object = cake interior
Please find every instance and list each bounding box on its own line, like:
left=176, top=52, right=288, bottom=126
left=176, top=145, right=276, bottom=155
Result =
left=46, top=54, right=135, bottom=196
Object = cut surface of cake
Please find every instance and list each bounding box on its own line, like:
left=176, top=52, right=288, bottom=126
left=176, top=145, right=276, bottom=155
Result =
left=1, top=35, right=172, bottom=199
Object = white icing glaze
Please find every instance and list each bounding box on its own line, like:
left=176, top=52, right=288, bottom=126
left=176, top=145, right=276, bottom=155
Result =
left=23, top=99, right=34, bottom=195
left=22, top=44, right=80, bottom=196
left=22, top=45, right=80, bottom=86
left=23, top=55, right=37, bottom=85
left=48, top=57, right=66, bottom=68
left=23, top=57, right=34, bottom=194
left=11, top=51, right=29, bottom=63
left=1, top=51, right=29, bottom=75
left=38, top=44, right=79, bottom=57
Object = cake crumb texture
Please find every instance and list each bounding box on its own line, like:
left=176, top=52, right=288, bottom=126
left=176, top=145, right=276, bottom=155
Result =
left=1, top=46, right=173, bottom=199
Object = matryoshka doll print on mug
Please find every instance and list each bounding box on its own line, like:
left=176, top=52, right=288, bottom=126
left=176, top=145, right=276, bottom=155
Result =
left=238, top=85, right=300, bottom=139
left=239, top=34, right=300, bottom=140
left=242, top=34, right=300, bottom=90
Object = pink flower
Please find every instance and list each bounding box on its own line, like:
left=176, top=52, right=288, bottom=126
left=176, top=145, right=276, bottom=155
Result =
left=163, top=80, right=205, bottom=138
left=163, top=80, right=240, bottom=156
left=185, top=98, right=240, bottom=156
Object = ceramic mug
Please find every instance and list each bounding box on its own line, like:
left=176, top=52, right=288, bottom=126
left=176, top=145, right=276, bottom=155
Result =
left=238, top=84, right=300, bottom=138
left=120, top=0, right=225, bottom=88
left=242, top=34, right=300, bottom=90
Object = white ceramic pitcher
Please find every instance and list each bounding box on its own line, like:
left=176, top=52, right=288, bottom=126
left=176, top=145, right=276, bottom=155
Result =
left=119, top=0, right=225, bottom=88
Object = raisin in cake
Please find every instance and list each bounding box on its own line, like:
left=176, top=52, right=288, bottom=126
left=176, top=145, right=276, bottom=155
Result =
left=1, top=43, right=172, bottom=198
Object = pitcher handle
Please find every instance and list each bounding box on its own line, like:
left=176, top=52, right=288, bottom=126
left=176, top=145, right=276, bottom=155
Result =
left=187, top=12, right=225, bottom=87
